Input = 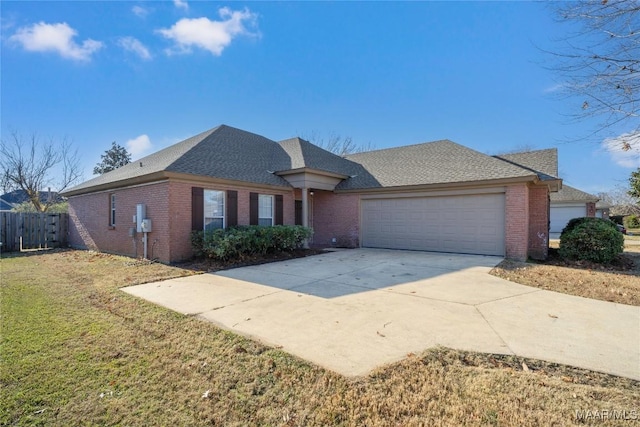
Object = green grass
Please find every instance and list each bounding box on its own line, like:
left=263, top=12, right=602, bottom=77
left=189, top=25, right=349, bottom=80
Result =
left=2, top=250, right=639, bottom=426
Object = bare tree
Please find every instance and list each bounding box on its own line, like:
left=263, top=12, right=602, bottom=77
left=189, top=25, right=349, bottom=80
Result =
left=598, top=184, right=640, bottom=215
left=550, top=0, right=640, bottom=146
left=1, top=131, right=82, bottom=212
left=303, top=131, right=375, bottom=156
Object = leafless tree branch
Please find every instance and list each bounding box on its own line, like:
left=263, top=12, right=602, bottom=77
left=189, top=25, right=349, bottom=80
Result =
left=302, top=131, right=375, bottom=156
left=0, top=131, right=83, bottom=212
left=549, top=0, right=640, bottom=144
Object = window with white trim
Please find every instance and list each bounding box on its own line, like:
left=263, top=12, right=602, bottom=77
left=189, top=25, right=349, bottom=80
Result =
left=109, top=194, right=116, bottom=226
left=204, top=190, right=225, bottom=231
left=258, top=194, right=274, bottom=226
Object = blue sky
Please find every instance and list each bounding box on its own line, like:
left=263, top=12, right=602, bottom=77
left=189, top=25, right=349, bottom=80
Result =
left=2, top=1, right=638, bottom=194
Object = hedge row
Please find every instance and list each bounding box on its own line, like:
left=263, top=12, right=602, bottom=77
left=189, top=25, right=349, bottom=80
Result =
left=191, top=225, right=313, bottom=260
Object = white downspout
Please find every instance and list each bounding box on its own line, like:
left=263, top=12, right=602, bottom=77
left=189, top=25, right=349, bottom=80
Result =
left=301, top=188, right=309, bottom=249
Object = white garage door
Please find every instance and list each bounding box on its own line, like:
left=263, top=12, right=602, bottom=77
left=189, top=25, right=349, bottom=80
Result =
left=361, top=194, right=505, bottom=256
left=550, top=205, right=586, bottom=233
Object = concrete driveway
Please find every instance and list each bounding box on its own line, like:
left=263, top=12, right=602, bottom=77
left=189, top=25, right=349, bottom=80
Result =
left=123, top=249, right=640, bottom=380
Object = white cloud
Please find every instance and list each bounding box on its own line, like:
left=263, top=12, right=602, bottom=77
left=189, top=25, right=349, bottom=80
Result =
left=543, top=83, right=565, bottom=94
left=173, top=0, right=189, bottom=10
left=602, top=132, right=640, bottom=168
left=156, top=7, right=258, bottom=56
left=126, top=134, right=153, bottom=158
left=9, top=21, right=102, bottom=61
left=118, top=37, right=152, bottom=60
left=132, top=5, right=149, bottom=18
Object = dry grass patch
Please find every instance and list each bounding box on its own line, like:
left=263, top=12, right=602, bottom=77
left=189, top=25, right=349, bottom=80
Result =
left=492, top=247, right=640, bottom=306
left=2, top=249, right=638, bottom=426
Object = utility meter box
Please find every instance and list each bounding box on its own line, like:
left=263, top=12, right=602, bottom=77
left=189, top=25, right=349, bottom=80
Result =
left=141, top=219, right=152, bottom=233
left=136, top=204, right=146, bottom=232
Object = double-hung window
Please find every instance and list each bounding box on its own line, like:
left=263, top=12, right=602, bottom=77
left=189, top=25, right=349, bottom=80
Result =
left=204, top=190, right=225, bottom=231
left=258, top=194, right=274, bottom=226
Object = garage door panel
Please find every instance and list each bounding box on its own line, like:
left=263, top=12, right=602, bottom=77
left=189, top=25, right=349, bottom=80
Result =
left=361, top=194, right=505, bottom=256
left=550, top=206, right=586, bottom=233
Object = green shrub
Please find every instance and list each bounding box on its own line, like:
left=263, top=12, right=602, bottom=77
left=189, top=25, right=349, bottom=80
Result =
left=560, top=217, right=617, bottom=239
left=623, top=214, right=640, bottom=229
left=193, top=225, right=313, bottom=261
left=191, top=230, right=205, bottom=258
left=559, top=218, right=623, bottom=264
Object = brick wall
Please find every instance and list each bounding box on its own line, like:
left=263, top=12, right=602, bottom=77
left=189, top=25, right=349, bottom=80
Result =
left=310, top=191, right=360, bottom=247
left=505, top=185, right=529, bottom=261
left=68, top=181, right=171, bottom=261
left=527, top=186, right=549, bottom=260
left=586, top=202, right=596, bottom=217
left=166, top=181, right=295, bottom=262
left=68, top=179, right=296, bottom=263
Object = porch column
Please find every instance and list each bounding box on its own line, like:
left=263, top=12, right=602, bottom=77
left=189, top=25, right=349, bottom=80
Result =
left=301, top=187, right=309, bottom=248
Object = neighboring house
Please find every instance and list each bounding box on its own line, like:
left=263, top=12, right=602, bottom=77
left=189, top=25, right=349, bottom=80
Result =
left=0, top=189, right=63, bottom=211
left=0, top=196, right=15, bottom=211
left=549, top=185, right=600, bottom=237
left=595, top=201, right=611, bottom=220
left=62, top=125, right=561, bottom=262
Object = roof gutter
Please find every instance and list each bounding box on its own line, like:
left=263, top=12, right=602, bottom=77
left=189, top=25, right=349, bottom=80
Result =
left=62, top=170, right=295, bottom=197
left=61, top=171, right=168, bottom=197
left=336, top=174, right=559, bottom=194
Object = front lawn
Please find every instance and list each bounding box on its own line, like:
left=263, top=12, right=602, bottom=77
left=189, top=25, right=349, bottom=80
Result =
left=1, top=250, right=638, bottom=426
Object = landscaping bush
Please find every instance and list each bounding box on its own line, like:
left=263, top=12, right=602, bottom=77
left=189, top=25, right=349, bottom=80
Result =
left=191, top=230, right=205, bottom=258
left=560, top=217, right=617, bottom=239
left=623, top=214, right=640, bottom=229
left=559, top=218, right=623, bottom=264
left=192, top=225, right=313, bottom=261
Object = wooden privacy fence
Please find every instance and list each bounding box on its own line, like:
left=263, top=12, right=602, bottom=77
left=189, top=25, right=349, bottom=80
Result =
left=0, top=212, right=68, bottom=252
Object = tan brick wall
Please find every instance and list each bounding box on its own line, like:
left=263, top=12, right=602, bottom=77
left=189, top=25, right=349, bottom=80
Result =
left=527, top=186, right=550, bottom=260
left=68, top=179, right=296, bottom=263
left=586, top=202, right=596, bottom=217
left=505, top=185, right=529, bottom=261
left=310, top=191, right=360, bottom=247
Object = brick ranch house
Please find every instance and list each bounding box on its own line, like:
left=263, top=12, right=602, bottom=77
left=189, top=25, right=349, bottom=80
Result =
left=62, top=125, right=562, bottom=263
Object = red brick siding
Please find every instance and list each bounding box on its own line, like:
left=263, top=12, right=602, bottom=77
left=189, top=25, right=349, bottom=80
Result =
left=528, top=186, right=549, bottom=260
left=586, top=202, right=596, bottom=217
left=505, top=185, right=529, bottom=261
left=165, top=181, right=295, bottom=262
left=68, top=181, right=171, bottom=261
left=311, top=191, right=360, bottom=247
left=68, top=179, right=296, bottom=263
left=167, top=181, right=193, bottom=262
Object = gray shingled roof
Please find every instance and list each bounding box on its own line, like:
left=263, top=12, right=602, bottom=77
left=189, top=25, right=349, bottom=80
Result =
left=65, top=125, right=293, bottom=194
left=340, top=140, right=537, bottom=189
left=494, top=149, right=559, bottom=180
left=65, top=125, right=550, bottom=196
left=277, top=137, right=357, bottom=176
left=550, top=185, right=598, bottom=203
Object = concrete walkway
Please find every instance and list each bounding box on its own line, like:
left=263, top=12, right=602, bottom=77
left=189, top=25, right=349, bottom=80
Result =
left=123, top=249, right=640, bottom=380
